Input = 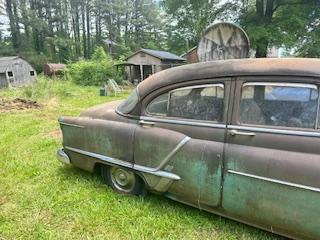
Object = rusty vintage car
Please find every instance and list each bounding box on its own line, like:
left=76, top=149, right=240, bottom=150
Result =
left=57, top=58, right=320, bottom=240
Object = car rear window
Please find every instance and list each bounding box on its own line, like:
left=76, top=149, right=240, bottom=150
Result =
left=117, top=88, right=139, bottom=114
left=240, top=83, right=319, bottom=129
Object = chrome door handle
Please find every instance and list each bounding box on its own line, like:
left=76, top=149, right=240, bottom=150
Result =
left=230, top=129, right=256, bottom=136
left=139, top=120, right=155, bottom=127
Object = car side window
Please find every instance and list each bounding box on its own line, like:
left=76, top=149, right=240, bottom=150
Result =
left=146, top=84, right=224, bottom=122
left=240, top=82, right=319, bottom=129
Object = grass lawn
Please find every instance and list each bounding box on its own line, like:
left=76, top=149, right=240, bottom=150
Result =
left=0, top=78, right=284, bottom=240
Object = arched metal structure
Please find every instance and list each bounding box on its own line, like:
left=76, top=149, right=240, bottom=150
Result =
left=197, top=22, right=250, bottom=62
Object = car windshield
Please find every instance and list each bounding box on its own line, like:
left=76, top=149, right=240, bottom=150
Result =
left=117, top=88, right=139, bottom=114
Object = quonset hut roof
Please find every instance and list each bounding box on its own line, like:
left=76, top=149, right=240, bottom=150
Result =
left=0, top=56, right=19, bottom=73
left=127, top=48, right=185, bottom=61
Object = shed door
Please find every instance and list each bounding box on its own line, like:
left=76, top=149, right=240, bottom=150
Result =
left=134, top=80, right=231, bottom=207
left=0, top=73, right=8, bottom=88
left=11, top=60, right=26, bottom=87
left=223, top=77, right=320, bottom=239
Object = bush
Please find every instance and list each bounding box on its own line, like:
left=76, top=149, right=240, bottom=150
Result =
left=67, top=47, right=119, bottom=86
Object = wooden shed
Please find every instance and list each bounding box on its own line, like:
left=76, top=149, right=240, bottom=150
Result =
left=119, top=48, right=185, bottom=82
left=0, top=56, right=36, bottom=88
left=43, top=63, right=66, bottom=77
left=181, top=46, right=199, bottom=64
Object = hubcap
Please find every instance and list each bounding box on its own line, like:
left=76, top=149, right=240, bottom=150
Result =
left=110, top=167, right=136, bottom=193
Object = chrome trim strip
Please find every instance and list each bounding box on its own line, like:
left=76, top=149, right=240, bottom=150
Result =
left=65, top=146, right=181, bottom=180
left=59, top=121, right=85, bottom=128
left=140, top=116, right=226, bottom=129
left=316, top=88, right=320, bottom=129
left=228, top=125, right=320, bottom=137
left=228, top=170, right=320, bottom=193
left=243, top=82, right=317, bottom=89
left=171, top=83, right=224, bottom=92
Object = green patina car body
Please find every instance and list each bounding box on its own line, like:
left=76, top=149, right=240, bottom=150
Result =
left=57, top=58, right=320, bottom=240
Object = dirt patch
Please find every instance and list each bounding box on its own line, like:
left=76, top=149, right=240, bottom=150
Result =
left=47, top=130, right=62, bottom=139
left=0, top=98, right=42, bottom=112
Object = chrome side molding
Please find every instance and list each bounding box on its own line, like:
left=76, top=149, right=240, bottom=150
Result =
left=228, top=125, right=320, bottom=138
left=58, top=116, right=85, bottom=128
left=228, top=170, right=320, bottom=193
left=140, top=116, right=226, bottom=129
left=65, top=146, right=181, bottom=180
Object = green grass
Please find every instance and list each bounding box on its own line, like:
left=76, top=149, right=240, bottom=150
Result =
left=0, top=78, right=283, bottom=240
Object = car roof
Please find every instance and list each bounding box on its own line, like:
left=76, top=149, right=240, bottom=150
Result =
left=137, top=58, right=320, bottom=100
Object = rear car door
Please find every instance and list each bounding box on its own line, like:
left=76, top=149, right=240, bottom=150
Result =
left=134, top=79, right=231, bottom=207
left=223, top=77, right=320, bottom=239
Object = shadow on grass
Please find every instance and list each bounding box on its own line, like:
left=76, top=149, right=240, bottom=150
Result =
left=57, top=165, right=285, bottom=240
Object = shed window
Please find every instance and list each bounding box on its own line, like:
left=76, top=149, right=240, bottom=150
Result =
left=30, top=71, right=35, bottom=76
left=147, top=84, right=225, bottom=122
left=140, top=53, right=146, bottom=57
left=7, top=71, right=13, bottom=77
left=240, top=82, right=319, bottom=129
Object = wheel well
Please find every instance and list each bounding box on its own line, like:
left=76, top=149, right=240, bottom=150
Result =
left=94, top=162, right=147, bottom=188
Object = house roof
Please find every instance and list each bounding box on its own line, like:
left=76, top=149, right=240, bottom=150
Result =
left=128, top=48, right=185, bottom=61
left=0, top=56, right=19, bottom=73
left=181, top=46, right=197, bottom=58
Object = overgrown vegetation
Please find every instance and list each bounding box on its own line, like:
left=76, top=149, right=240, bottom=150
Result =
left=0, top=80, right=283, bottom=240
left=67, top=47, right=120, bottom=86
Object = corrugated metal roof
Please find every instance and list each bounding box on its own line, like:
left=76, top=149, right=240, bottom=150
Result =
left=0, top=56, right=19, bottom=73
left=141, top=48, right=185, bottom=61
left=128, top=48, right=185, bottom=61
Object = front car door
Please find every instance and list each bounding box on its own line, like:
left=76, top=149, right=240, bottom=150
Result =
left=134, top=78, right=231, bottom=208
left=223, top=76, right=320, bottom=239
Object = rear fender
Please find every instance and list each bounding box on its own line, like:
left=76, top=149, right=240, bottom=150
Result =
left=59, top=116, right=136, bottom=171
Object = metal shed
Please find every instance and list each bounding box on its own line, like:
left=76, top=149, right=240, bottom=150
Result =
left=119, top=48, right=185, bottom=83
left=0, top=56, right=37, bottom=88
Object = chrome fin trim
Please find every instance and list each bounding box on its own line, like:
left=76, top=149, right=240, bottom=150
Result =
left=228, top=170, right=320, bottom=193
left=153, top=136, right=190, bottom=171
left=65, top=146, right=181, bottom=180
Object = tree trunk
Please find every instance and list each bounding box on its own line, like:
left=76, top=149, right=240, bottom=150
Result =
left=255, top=0, right=275, bottom=58
left=5, top=0, right=19, bottom=49
left=86, top=1, right=91, bottom=57
left=81, top=0, right=87, bottom=58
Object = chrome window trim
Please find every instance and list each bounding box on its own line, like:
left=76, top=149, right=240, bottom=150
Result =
left=316, top=87, right=320, bottom=129
left=170, top=83, right=224, bottom=92
left=141, top=116, right=226, bottom=129
left=228, top=125, right=320, bottom=137
left=228, top=170, right=320, bottom=193
left=65, top=146, right=181, bottom=180
left=243, top=82, right=317, bottom=89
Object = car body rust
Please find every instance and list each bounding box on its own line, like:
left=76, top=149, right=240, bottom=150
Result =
left=58, top=58, right=320, bottom=240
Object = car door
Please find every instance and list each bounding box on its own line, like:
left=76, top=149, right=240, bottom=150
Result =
left=223, top=76, right=320, bottom=239
left=134, top=79, right=231, bottom=207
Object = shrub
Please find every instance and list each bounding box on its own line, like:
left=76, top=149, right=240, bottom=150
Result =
left=67, top=47, right=119, bottom=86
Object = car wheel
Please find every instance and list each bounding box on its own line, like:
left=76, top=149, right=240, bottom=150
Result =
left=101, top=165, right=145, bottom=196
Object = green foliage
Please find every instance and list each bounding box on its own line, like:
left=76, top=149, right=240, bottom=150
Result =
left=91, top=46, right=108, bottom=61
left=20, top=52, right=49, bottom=73
left=67, top=51, right=118, bottom=86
